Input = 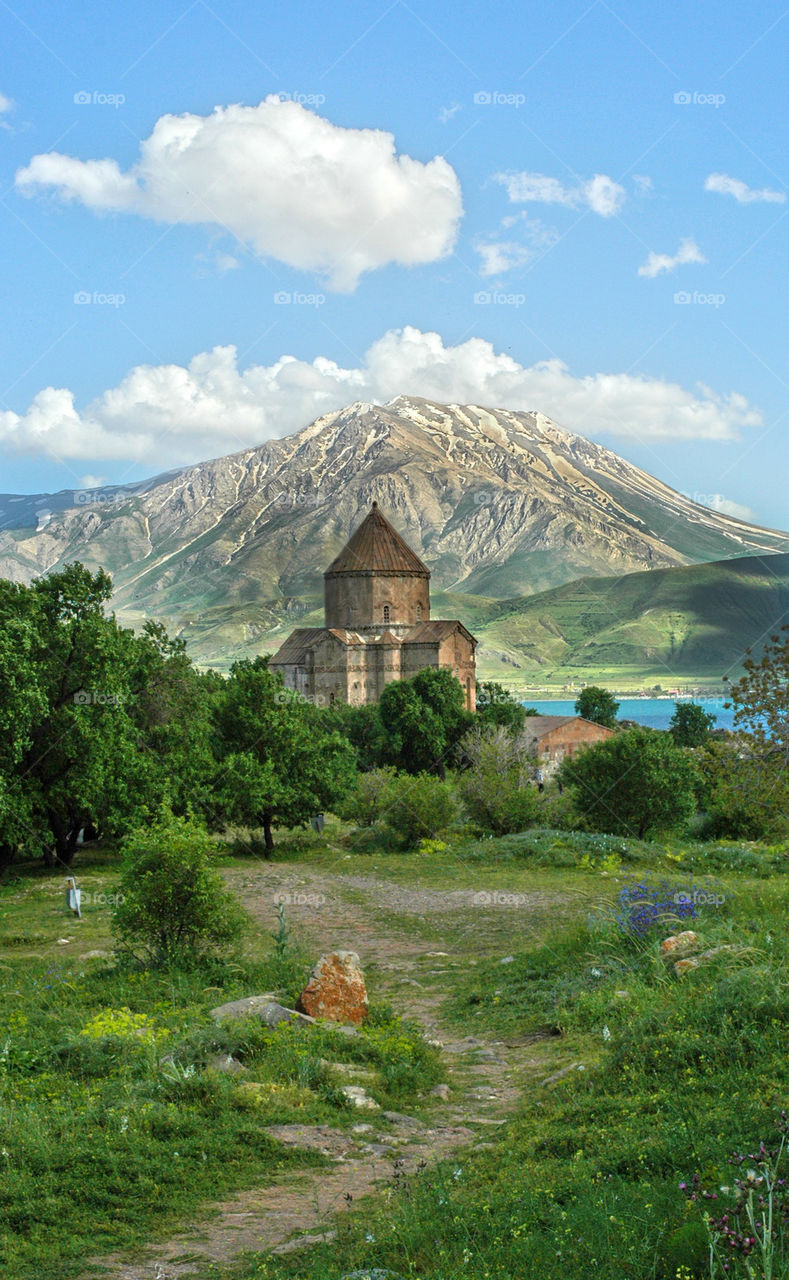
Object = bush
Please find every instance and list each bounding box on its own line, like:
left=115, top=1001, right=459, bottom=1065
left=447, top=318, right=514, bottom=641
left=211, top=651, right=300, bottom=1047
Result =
left=559, top=727, right=698, bottom=839
left=111, top=814, right=245, bottom=965
left=382, top=771, right=459, bottom=849
left=337, top=766, right=398, bottom=827
left=457, top=724, right=539, bottom=835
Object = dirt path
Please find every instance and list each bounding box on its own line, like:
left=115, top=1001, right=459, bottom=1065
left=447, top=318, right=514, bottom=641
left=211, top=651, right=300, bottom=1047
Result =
left=86, top=861, right=572, bottom=1280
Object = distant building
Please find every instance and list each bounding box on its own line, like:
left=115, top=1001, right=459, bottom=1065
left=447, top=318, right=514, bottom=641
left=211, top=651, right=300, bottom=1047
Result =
left=270, top=503, right=477, bottom=709
left=523, top=715, right=615, bottom=774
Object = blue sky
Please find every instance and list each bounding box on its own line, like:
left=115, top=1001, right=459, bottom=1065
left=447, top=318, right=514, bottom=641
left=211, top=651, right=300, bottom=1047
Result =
left=1, top=0, right=788, bottom=529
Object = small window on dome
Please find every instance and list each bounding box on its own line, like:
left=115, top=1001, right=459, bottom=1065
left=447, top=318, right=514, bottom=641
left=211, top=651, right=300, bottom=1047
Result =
left=383, top=605, right=390, bottom=624
left=416, top=604, right=422, bottom=621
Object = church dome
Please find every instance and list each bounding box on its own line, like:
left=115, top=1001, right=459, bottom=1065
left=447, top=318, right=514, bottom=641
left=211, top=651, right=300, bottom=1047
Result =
left=324, top=503, right=429, bottom=577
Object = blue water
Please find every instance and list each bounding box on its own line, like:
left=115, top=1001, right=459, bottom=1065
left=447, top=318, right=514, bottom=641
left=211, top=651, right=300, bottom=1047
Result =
left=523, top=697, right=734, bottom=731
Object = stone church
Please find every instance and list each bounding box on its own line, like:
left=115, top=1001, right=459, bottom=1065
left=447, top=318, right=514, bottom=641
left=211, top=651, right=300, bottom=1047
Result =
left=270, top=503, right=477, bottom=710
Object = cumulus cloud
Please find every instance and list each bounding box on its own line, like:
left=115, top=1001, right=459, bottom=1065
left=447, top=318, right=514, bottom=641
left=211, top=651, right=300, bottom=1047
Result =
left=0, top=93, right=12, bottom=113
left=15, top=98, right=462, bottom=291
left=638, top=238, right=706, bottom=278
left=0, top=327, right=761, bottom=470
left=495, top=169, right=626, bottom=217
left=705, top=172, right=786, bottom=204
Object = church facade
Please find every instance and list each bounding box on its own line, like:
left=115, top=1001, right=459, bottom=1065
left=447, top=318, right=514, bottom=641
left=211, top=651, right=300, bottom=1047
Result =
left=270, top=503, right=477, bottom=710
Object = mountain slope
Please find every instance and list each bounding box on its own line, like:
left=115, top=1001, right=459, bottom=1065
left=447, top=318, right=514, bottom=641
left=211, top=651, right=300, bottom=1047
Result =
left=474, top=552, right=789, bottom=687
left=1, top=397, right=787, bottom=668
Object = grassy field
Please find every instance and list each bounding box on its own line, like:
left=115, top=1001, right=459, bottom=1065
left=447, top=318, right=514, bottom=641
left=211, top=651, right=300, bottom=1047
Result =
left=2, top=827, right=789, bottom=1279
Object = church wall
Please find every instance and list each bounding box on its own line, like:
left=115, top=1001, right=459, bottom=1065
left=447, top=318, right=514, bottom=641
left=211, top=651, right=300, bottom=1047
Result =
left=325, top=571, right=429, bottom=629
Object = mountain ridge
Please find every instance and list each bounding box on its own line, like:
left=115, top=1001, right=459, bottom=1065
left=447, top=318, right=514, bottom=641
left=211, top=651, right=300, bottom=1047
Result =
left=1, top=396, right=787, bottom=669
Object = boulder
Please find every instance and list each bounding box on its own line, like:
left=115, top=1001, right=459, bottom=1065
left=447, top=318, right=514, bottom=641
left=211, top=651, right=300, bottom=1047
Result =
left=210, top=995, right=315, bottom=1028
left=430, top=1082, right=451, bottom=1101
left=297, top=951, right=369, bottom=1025
left=660, top=931, right=699, bottom=956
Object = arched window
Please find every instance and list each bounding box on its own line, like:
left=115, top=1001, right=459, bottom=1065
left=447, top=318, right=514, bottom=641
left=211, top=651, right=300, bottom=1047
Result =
left=383, top=605, right=390, bottom=623
left=416, top=603, right=422, bottom=621
left=346, top=606, right=351, bottom=626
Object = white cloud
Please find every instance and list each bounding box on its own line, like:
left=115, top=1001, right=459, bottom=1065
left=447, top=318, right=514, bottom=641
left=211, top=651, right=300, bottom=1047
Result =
left=79, top=474, right=109, bottom=489
left=15, top=98, right=462, bottom=291
left=706, top=494, right=757, bottom=522
left=495, top=169, right=626, bottom=217
left=638, top=238, right=706, bottom=278
left=0, top=93, right=12, bottom=113
left=476, top=217, right=560, bottom=275
left=705, top=172, right=786, bottom=204
left=0, top=327, right=761, bottom=470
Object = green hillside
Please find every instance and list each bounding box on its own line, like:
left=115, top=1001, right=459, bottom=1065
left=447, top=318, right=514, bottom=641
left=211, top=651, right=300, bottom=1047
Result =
left=473, top=552, right=789, bottom=691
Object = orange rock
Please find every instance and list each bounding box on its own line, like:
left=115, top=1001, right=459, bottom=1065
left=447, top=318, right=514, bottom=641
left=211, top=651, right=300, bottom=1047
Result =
left=660, top=931, right=699, bottom=955
left=674, top=957, right=701, bottom=975
left=297, top=951, right=369, bottom=1025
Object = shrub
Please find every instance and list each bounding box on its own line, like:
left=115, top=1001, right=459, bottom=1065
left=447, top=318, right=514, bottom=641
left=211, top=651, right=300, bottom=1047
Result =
left=559, top=727, right=698, bottom=838
left=337, top=766, right=398, bottom=827
left=457, top=724, right=539, bottom=835
left=382, top=771, right=459, bottom=849
left=111, top=814, right=245, bottom=965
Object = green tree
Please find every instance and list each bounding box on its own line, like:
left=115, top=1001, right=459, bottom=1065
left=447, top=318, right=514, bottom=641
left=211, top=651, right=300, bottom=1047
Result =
left=213, top=658, right=357, bottom=852
left=475, top=681, right=528, bottom=734
left=559, top=727, right=698, bottom=838
left=457, top=724, right=539, bottom=835
left=669, top=701, right=716, bottom=746
left=574, top=685, right=620, bottom=728
left=112, top=813, right=245, bottom=965
left=724, top=625, right=789, bottom=760
left=0, top=565, right=146, bottom=865
left=378, top=668, right=473, bottom=774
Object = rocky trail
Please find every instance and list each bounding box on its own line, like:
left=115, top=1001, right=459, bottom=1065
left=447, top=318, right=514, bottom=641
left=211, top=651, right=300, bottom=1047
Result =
left=88, top=861, right=573, bottom=1280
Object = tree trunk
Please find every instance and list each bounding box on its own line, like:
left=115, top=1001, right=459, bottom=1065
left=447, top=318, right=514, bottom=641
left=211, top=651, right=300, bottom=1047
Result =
left=262, top=811, right=274, bottom=857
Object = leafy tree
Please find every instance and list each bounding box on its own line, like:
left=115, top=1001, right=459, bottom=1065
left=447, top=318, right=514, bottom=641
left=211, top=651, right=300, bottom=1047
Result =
left=457, top=724, right=539, bottom=835
left=0, top=565, right=146, bottom=865
left=378, top=668, right=473, bottom=774
left=213, top=658, right=357, bottom=852
left=321, top=700, right=389, bottom=772
left=724, top=626, right=789, bottom=760
left=574, top=685, right=620, bottom=728
left=112, top=813, right=245, bottom=965
left=669, top=701, right=716, bottom=746
left=559, top=727, right=698, bottom=838
left=475, top=681, right=528, bottom=734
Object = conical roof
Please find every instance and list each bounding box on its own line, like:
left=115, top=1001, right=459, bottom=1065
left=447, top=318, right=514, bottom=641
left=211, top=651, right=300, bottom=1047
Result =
left=325, top=503, right=429, bottom=576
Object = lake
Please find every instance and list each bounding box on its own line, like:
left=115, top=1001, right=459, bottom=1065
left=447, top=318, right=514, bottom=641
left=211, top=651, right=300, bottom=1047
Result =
left=523, top=697, right=734, bottom=731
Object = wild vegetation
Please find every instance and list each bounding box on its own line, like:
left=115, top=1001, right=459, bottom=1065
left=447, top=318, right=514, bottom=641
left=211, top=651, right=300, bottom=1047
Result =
left=2, top=565, right=789, bottom=1279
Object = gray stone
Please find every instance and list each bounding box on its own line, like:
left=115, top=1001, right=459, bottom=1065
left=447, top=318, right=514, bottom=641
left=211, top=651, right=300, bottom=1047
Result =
left=205, top=1053, right=246, bottom=1075
left=340, top=1084, right=379, bottom=1110
left=430, top=1082, right=451, bottom=1101
left=209, top=995, right=315, bottom=1028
